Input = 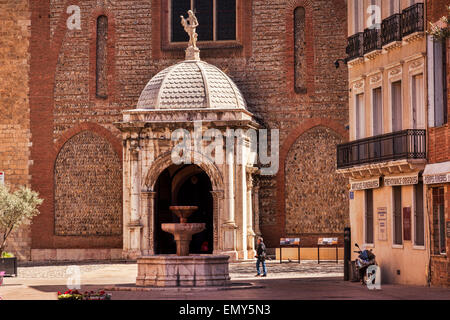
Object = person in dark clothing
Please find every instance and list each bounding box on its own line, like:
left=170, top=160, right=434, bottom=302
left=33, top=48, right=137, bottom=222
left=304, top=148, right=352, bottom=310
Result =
left=255, top=237, right=267, bottom=277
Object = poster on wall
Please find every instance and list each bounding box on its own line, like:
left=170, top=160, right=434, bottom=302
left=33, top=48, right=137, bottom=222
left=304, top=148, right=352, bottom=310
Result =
left=377, top=207, right=387, bottom=241
left=317, top=238, right=338, bottom=245
left=403, top=207, right=412, bottom=241
left=280, top=238, right=300, bottom=245
left=0, top=171, right=4, bottom=185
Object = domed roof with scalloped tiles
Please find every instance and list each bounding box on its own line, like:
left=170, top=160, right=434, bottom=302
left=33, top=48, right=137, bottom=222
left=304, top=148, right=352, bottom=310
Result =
left=136, top=60, right=247, bottom=110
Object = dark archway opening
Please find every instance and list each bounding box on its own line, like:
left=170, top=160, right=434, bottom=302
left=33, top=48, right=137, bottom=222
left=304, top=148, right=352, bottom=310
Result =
left=154, top=164, right=214, bottom=255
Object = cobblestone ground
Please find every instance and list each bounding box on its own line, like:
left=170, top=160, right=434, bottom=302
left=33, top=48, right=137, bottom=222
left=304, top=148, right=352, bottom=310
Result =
left=1, top=260, right=449, bottom=300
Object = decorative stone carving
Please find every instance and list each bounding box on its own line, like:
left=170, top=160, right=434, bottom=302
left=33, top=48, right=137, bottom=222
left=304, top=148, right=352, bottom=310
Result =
left=180, top=10, right=200, bottom=60
left=409, top=59, right=423, bottom=71
left=370, top=73, right=382, bottom=84
left=388, top=66, right=402, bottom=78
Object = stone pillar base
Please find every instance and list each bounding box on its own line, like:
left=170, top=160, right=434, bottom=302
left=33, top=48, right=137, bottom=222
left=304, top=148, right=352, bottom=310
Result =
left=136, top=255, right=230, bottom=287
left=217, top=250, right=239, bottom=262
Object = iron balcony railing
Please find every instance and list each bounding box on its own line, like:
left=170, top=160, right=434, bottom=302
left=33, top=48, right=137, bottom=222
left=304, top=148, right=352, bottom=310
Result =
left=337, top=129, right=426, bottom=169
left=401, top=3, right=424, bottom=37
left=346, top=32, right=364, bottom=61
left=381, top=13, right=402, bottom=46
left=363, top=28, right=382, bottom=54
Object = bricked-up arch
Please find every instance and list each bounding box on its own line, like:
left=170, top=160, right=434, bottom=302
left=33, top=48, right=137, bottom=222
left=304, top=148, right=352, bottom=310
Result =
left=265, top=119, right=348, bottom=247
left=284, top=126, right=349, bottom=238
left=54, top=131, right=122, bottom=236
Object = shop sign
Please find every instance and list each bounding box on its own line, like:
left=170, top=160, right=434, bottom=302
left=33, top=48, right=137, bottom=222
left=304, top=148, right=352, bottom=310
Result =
left=384, top=174, right=418, bottom=186
left=377, top=207, right=387, bottom=241
left=350, top=178, right=380, bottom=191
left=424, top=173, right=450, bottom=185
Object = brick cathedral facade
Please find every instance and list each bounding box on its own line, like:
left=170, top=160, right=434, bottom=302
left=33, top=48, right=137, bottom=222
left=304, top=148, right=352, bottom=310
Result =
left=0, top=0, right=349, bottom=260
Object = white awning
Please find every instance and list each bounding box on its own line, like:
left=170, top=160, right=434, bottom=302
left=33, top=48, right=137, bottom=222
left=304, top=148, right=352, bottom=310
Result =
left=423, top=161, right=450, bottom=184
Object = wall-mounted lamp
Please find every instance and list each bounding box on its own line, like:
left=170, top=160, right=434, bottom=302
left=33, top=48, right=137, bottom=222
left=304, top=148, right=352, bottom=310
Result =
left=334, top=58, right=349, bottom=69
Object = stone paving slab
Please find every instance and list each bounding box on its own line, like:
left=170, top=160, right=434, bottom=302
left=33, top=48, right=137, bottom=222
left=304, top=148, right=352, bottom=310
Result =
left=1, top=260, right=449, bottom=300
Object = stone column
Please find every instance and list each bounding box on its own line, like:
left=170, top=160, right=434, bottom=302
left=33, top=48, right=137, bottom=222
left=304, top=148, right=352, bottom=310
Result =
left=253, top=180, right=262, bottom=237
left=128, top=143, right=143, bottom=258
left=246, top=170, right=256, bottom=257
left=210, top=190, right=224, bottom=253
left=222, top=130, right=237, bottom=259
left=141, top=190, right=156, bottom=256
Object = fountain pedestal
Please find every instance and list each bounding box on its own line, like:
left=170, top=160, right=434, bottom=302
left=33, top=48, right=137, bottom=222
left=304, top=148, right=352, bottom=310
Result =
left=136, top=206, right=230, bottom=287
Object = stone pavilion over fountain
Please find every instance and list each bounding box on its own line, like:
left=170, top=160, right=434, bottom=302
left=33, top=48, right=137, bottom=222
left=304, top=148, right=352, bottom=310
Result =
left=115, top=10, right=261, bottom=266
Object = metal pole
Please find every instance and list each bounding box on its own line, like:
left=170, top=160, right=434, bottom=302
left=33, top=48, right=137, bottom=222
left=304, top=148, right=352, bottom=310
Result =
left=336, top=245, right=338, bottom=264
left=344, top=227, right=351, bottom=281
left=280, top=247, right=282, bottom=264
left=317, top=245, right=320, bottom=264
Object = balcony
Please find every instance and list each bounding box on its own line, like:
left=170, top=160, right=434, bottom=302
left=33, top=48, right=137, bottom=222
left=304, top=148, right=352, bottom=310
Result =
left=363, top=28, right=382, bottom=55
left=346, top=32, right=364, bottom=61
left=381, top=13, right=402, bottom=47
left=401, top=3, right=424, bottom=38
left=337, top=129, right=426, bottom=170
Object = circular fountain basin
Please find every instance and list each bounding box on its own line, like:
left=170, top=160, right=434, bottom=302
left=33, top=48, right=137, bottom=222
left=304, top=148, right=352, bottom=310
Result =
left=161, top=223, right=205, bottom=256
left=136, top=255, right=231, bottom=287
left=169, top=205, right=198, bottom=223
left=161, top=222, right=205, bottom=237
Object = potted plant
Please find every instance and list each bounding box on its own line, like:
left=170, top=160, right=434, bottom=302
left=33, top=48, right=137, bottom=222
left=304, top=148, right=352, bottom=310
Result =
left=57, top=290, right=84, bottom=301
left=0, top=185, right=43, bottom=276
left=83, top=290, right=112, bottom=300
left=56, top=289, right=112, bottom=300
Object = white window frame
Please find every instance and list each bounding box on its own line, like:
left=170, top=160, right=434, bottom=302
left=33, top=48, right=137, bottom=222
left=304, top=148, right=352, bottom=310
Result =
left=388, top=67, right=403, bottom=133
left=371, top=85, right=383, bottom=136
left=391, top=186, right=404, bottom=248
left=354, top=0, right=364, bottom=33
left=409, top=71, right=426, bottom=129
left=355, top=93, right=366, bottom=140
left=364, top=189, right=375, bottom=246
left=389, top=0, right=400, bottom=15
left=412, top=181, right=426, bottom=249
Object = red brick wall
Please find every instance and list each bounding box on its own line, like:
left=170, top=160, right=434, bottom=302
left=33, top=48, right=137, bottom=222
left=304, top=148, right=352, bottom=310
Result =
left=0, top=0, right=32, bottom=259
left=25, top=0, right=348, bottom=252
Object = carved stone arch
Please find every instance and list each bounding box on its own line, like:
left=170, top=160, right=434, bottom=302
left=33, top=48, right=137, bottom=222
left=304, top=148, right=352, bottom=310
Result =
left=143, top=150, right=225, bottom=253
left=144, top=151, right=224, bottom=192
left=281, top=124, right=349, bottom=245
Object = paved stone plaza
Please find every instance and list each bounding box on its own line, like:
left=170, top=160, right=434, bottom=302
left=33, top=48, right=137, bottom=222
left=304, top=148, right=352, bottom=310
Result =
left=1, top=261, right=449, bottom=300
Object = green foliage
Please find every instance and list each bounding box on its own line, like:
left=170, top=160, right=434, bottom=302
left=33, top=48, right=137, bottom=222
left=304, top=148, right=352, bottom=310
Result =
left=0, top=184, right=43, bottom=255
left=1, top=252, right=14, bottom=258
left=427, top=5, right=450, bottom=41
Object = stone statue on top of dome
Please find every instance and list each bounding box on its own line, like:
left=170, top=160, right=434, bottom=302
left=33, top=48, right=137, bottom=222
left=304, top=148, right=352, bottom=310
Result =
left=180, top=10, right=199, bottom=49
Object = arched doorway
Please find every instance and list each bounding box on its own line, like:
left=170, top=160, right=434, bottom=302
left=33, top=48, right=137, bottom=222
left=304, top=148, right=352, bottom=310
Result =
left=154, top=164, right=214, bottom=254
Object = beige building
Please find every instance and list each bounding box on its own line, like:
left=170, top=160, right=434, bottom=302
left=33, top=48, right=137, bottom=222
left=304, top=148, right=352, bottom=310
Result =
left=338, top=0, right=429, bottom=285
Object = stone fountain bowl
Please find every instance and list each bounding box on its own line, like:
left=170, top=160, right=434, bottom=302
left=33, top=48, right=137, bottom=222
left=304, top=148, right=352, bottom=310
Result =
left=169, top=205, right=198, bottom=223
left=161, top=222, right=205, bottom=237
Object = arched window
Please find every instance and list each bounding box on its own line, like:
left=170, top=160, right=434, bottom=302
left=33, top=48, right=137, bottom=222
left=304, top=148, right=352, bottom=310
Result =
left=294, top=7, right=306, bottom=93
left=96, top=15, right=108, bottom=98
